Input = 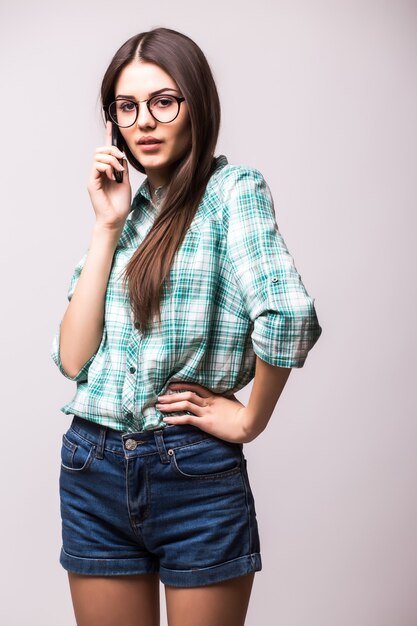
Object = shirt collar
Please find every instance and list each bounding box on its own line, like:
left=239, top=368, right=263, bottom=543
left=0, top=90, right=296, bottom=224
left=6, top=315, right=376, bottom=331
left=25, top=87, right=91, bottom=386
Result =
left=129, top=154, right=229, bottom=223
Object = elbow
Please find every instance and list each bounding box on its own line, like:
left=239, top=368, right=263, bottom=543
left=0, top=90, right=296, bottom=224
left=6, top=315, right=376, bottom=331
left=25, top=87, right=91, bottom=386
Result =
left=60, top=359, right=83, bottom=380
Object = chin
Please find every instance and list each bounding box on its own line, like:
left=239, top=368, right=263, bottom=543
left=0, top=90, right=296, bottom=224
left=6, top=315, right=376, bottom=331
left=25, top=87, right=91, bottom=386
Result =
left=140, top=157, right=169, bottom=169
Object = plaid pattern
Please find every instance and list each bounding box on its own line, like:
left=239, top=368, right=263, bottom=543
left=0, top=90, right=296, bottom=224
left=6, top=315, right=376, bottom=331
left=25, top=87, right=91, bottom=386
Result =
left=51, top=155, right=322, bottom=433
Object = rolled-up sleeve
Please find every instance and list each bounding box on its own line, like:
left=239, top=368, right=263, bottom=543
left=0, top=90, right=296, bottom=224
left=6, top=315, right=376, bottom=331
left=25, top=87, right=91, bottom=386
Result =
left=221, top=166, right=322, bottom=368
left=51, top=251, right=104, bottom=381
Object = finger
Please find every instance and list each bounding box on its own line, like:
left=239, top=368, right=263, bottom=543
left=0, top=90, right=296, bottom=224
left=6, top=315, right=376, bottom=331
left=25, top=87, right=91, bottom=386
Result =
left=162, top=414, right=202, bottom=427
left=105, top=120, right=112, bottom=147
left=95, top=153, right=125, bottom=171
left=161, top=391, right=205, bottom=408
left=168, top=382, right=211, bottom=398
left=96, top=145, right=126, bottom=159
left=156, top=399, right=202, bottom=415
left=94, top=162, right=116, bottom=181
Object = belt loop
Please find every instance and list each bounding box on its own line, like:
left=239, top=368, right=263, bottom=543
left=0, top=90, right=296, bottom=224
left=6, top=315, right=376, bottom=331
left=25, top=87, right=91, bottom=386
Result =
left=95, top=426, right=107, bottom=459
left=154, top=429, right=169, bottom=464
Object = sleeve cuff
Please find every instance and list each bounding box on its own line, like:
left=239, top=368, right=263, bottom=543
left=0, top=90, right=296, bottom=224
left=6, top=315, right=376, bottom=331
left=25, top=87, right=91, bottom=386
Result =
left=251, top=309, right=323, bottom=368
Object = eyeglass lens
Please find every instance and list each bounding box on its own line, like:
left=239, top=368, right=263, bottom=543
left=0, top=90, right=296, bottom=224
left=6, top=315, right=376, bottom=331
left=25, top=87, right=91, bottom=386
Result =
left=108, top=95, right=180, bottom=126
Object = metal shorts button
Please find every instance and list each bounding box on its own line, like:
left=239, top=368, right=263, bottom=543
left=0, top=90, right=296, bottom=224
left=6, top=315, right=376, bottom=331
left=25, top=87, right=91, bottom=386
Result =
left=125, top=438, right=138, bottom=451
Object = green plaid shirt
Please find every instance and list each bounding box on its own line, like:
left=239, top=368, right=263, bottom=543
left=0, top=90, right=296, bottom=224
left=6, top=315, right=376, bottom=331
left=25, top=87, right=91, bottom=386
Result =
left=51, top=155, right=322, bottom=433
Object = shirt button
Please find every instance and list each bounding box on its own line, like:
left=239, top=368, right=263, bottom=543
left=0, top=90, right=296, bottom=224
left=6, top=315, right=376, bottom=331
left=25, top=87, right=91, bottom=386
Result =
left=125, top=412, right=133, bottom=419
left=129, top=366, right=136, bottom=374
left=125, top=439, right=138, bottom=450
left=271, top=277, right=279, bottom=283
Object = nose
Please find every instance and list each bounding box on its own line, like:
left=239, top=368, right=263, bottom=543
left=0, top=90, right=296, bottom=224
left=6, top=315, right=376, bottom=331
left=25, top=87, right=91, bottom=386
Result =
left=137, top=102, right=156, bottom=129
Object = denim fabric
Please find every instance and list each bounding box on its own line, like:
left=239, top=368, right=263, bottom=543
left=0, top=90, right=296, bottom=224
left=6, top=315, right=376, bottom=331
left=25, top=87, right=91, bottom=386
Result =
left=59, top=415, right=262, bottom=587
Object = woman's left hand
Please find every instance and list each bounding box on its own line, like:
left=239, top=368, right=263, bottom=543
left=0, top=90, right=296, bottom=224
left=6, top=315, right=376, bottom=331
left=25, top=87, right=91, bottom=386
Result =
left=155, top=382, right=256, bottom=444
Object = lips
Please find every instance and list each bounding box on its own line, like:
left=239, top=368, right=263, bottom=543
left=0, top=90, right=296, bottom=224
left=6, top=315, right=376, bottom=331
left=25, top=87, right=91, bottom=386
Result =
left=138, top=136, right=162, bottom=145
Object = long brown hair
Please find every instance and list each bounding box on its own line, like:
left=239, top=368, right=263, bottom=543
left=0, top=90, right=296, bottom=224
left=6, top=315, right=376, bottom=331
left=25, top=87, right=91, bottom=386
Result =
left=100, top=28, right=221, bottom=333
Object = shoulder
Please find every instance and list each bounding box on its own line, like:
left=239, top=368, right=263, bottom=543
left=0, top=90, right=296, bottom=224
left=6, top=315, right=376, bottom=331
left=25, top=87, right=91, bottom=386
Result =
left=215, top=162, right=267, bottom=191
left=210, top=162, right=274, bottom=225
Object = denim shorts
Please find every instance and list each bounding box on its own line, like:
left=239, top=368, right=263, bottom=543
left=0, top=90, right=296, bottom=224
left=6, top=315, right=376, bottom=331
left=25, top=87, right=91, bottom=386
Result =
left=59, top=414, right=262, bottom=587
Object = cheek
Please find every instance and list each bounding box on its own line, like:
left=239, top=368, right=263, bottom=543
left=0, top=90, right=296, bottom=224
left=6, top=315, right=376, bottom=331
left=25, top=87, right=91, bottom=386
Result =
left=118, top=129, right=135, bottom=151
left=175, top=120, right=192, bottom=149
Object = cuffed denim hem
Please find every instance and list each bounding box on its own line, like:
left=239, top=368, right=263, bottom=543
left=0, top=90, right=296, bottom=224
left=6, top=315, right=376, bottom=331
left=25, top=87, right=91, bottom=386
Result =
left=160, top=553, right=262, bottom=588
left=60, top=547, right=159, bottom=577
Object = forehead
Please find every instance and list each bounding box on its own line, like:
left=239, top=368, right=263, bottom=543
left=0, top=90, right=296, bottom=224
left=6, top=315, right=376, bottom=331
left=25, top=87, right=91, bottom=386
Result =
left=114, top=61, right=179, bottom=97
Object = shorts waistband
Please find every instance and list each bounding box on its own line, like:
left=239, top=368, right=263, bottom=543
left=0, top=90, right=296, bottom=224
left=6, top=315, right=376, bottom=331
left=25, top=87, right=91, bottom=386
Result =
left=69, top=414, right=239, bottom=461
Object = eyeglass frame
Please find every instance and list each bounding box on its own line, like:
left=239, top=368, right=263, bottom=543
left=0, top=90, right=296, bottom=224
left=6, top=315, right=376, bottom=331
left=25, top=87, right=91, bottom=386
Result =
left=103, top=94, right=186, bottom=127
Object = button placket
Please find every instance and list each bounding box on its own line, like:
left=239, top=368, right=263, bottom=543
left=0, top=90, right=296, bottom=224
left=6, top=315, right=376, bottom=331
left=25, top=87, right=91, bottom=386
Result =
left=122, top=328, right=141, bottom=423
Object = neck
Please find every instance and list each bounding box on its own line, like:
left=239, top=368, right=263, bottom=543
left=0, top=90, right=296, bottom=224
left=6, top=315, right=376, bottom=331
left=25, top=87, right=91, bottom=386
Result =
left=149, top=181, right=165, bottom=194
left=145, top=164, right=172, bottom=195
left=148, top=180, right=167, bottom=207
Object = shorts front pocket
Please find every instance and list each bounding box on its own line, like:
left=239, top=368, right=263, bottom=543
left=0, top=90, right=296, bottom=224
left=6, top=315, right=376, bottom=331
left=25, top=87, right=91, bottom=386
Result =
left=60, top=429, right=96, bottom=474
left=167, top=436, right=243, bottom=480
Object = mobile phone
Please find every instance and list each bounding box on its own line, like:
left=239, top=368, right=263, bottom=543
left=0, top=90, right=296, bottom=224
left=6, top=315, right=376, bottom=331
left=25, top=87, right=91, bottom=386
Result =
left=111, top=122, right=124, bottom=183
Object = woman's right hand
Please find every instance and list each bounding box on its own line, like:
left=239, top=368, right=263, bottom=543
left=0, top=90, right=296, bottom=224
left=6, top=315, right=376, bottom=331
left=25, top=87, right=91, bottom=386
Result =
left=87, top=120, right=133, bottom=230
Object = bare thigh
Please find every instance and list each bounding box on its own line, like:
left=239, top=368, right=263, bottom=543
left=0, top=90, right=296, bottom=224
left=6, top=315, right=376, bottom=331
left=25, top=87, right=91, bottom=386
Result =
left=164, top=572, right=255, bottom=626
left=67, top=572, right=160, bottom=626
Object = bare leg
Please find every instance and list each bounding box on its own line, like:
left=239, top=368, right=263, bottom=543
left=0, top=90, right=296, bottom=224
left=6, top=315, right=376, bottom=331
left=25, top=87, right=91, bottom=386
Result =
left=67, top=572, right=160, bottom=626
left=164, top=572, right=255, bottom=626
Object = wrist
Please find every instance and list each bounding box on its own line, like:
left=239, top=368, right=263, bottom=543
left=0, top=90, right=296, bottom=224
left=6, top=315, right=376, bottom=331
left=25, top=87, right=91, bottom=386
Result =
left=240, top=407, right=266, bottom=443
left=92, top=221, right=124, bottom=242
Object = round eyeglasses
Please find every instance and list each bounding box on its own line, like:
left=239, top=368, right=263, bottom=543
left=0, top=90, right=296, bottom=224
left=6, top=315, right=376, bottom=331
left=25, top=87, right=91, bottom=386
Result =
left=104, top=94, right=186, bottom=127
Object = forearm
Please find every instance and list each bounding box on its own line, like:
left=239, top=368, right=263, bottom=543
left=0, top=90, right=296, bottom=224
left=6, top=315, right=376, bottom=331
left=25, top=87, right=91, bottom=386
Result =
left=59, top=223, right=123, bottom=378
left=244, top=355, right=292, bottom=441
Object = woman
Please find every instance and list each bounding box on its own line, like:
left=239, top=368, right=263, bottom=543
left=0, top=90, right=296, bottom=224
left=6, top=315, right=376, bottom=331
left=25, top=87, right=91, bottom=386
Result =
left=51, top=27, right=322, bottom=626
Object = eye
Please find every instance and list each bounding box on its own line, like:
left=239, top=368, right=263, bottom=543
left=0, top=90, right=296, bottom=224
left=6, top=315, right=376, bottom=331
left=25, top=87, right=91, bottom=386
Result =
left=117, top=100, right=136, bottom=112
left=152, top=96, right=176, bottom=109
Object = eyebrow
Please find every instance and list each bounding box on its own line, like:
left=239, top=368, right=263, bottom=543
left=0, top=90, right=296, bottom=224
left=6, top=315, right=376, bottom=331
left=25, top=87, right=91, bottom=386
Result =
left=115, top=87, right=179, bottom=99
